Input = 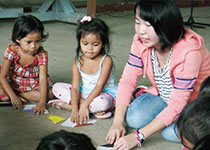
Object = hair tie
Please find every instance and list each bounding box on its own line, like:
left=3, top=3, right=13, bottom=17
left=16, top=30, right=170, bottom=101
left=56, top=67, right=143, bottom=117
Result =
left=80, top=16, right=92, bottom=23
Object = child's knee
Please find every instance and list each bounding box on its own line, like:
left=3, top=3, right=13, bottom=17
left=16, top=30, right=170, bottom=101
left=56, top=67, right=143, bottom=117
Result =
left=52, top=83, right=61, bottom=93
left=52, top=83, right=71, bottom=95
left=93, top=97, right=112, bottom=109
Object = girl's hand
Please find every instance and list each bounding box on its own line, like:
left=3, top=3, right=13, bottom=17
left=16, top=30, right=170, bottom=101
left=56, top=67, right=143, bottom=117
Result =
left=78, top=102, right=90, bottom=123
left=32, top=103, right=48, bottom=115
left=10, top=96, right=23, bottom=110
left=114, top=133, right=139, bottom=150
left=106, top=123, right=126, bottom=145
left=71, top=109, right=79, bottom=123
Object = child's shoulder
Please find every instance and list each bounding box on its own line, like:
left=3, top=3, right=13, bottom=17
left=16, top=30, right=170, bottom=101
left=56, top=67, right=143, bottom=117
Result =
left=8, top=43, right=17, bottom=51
left=6, top=44, right=18, bottom=55
left=103, top=55, right=113, bottom=62
left=102, top=55, right=113, bottom=65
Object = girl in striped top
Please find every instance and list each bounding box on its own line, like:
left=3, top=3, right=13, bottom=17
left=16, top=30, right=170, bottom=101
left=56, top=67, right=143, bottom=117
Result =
left=106, top=0, right=210, bottom=149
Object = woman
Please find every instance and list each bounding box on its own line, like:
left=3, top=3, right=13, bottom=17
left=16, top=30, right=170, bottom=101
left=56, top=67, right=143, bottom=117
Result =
left=106, top=0, right=210, bottom=149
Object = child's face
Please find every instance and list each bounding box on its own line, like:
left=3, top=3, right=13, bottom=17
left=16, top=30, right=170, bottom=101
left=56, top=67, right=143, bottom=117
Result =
left=135, top=8, right=159, bottom=49
left=178, top=131, right=194, bottom=150
left=16, top=32, right=41, bottom=55
left=80, top=33, right=102, bottom=59
left=182, top=137, right=194, bottom=150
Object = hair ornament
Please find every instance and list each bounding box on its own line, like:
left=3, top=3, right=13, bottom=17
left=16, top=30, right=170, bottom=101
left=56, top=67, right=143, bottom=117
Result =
left=80, top=16, right=92, bottom=23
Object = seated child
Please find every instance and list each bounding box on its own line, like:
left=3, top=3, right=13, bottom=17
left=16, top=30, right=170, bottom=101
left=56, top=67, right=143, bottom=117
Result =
left=0, top=15, right=54, bottom=114
left=177, top=76, right=210, bottom=150
left=177, top=96, right=210, bottom=150
left=36, top=130, right=96, bottom=150
left=48, top=16, right=117, bottom=123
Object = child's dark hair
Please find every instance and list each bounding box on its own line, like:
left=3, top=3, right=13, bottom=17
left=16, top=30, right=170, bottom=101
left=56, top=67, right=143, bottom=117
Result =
left=12, top=15, right=48, bottom=45
left=76, top=17, right=110, bottom=57
left=177, top=96, right=210, bottom=149
left=36, top=130, right=96, bottom=150
left=198, top=76, right=210, bottom=97
left=134, top=0, right=185, bottom=51
left=193, top=134, right=210, bottom=150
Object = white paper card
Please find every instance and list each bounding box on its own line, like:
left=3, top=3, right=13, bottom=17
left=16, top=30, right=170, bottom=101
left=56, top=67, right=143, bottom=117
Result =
left=61, top=117, right=97, bottom=128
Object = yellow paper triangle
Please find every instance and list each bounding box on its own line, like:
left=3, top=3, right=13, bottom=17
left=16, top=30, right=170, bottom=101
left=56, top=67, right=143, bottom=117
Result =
left=48, top=115, right=67, bottom=124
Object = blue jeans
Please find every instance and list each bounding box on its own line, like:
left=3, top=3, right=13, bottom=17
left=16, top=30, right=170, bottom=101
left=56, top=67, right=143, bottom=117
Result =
left=125, top=93, right=180, bottom=142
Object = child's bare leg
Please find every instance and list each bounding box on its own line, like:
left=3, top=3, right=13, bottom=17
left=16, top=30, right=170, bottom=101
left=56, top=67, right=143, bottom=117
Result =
left=18, top=90, right=40, bottom=101
left=0, top=84, right=9, bottom=101
left=19, top=88, right=55, bottom=102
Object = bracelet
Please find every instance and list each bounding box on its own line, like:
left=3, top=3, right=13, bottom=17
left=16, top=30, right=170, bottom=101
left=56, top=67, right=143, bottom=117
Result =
left=137, top=130, right=145, bottom=144
left=134, top=130, right=142, bottom=147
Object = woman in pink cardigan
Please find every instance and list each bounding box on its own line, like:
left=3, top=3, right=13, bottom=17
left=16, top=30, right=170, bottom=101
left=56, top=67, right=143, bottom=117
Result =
left=106, top=0, right=210, bottom=149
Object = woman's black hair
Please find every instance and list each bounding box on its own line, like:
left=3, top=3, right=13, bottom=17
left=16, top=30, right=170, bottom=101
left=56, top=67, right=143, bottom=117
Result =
left=134, top=0, right=185, bottom=51
left=177, top=96, right=210, bottom=148
left=198, top=76, right=210, bottom=97
left=36, top=130, right=96, bottom=150
left=11, top=15, right=48, bottom=45
left=76, top=18, right=110, bottom=57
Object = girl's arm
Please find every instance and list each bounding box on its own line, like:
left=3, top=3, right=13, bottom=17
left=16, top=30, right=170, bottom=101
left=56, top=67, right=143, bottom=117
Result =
left=33, top=65, right=48, bottom=115
left=0, top=59, right=23, bottom=109
left=70, top=59, right=81, bottom=122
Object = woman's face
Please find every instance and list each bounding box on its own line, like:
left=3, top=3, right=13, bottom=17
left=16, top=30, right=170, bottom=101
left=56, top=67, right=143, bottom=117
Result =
left=135, top=8, right=159, bottom=49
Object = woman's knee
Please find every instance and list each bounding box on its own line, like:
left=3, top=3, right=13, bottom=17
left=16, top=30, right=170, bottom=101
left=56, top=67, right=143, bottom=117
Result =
left=125, top=93, right=167, bottom=129
left=125, top=110, right=148, bottom=129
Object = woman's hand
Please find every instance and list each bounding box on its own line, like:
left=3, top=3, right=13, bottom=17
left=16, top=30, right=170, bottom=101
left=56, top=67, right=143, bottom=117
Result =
left=10, top=96, right=23, bottom=110
left=114, top=133, right=139, bottom=150
left=78, top=101, right=90, bottom=123
left=106, top=122, right=126, bottom=145
left=32, top=102, right=48, bottom=115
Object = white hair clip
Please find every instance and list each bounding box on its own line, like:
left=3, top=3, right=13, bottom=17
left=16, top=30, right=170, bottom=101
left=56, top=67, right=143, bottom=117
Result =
left=80, top=16, right=92, bottom=23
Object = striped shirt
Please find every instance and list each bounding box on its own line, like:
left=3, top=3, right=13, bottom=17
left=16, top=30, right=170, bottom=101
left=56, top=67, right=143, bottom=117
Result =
left=151, top=48, right=173, bottom=103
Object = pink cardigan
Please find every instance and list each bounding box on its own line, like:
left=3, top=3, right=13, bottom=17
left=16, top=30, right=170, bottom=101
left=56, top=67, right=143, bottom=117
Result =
left=116, top=29, right=210, bottom=126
